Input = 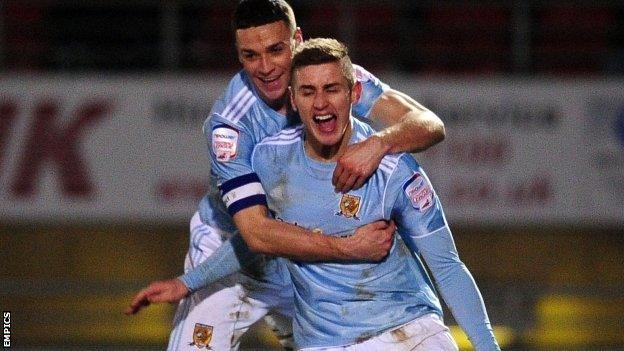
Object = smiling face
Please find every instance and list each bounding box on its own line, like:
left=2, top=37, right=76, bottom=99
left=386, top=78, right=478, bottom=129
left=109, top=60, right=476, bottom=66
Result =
left=236, top=21, right=302, bottom=112
left=291, top=61, right=361, bottom=160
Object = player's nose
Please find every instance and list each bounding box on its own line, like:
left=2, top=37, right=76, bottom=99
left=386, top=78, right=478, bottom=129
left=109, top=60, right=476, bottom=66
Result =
left=313, top=92, right=329, bottom=109
left=258, top=55, right=275, bottom=74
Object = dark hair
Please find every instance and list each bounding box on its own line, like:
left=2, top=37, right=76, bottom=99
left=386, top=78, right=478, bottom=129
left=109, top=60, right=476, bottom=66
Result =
left=291, top=38, right=355, bottom=89
left=232, top=0, right=296, bottom=34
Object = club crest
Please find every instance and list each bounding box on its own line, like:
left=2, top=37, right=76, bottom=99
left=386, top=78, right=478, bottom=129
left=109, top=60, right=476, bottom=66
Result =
left=336, top=194, right=361, bottom=220
left=190, top=323, right=213, bottom=349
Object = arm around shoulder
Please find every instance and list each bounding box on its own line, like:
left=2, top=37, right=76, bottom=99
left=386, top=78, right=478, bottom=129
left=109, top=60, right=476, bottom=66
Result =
left=332, top=89, right=445, bottom=192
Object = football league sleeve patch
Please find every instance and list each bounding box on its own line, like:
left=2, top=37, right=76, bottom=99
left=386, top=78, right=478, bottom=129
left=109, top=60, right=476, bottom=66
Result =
left=219, top=173, right=267, bottom=216
left=212, top=124, right=240, bottom=162
left=403, top=172, right=435, bottom=212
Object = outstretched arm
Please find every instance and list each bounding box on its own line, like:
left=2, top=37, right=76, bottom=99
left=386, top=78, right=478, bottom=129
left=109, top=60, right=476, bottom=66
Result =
left=125, top=215, right=396, bottom=315
left=124, top=278, right=188, bottom=315
left=125, top=234, right=254, bottom=315
left=333, top=89, right=445, bottom=192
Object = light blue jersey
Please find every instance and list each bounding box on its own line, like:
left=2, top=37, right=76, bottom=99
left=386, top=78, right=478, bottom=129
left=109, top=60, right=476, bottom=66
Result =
left=198, top=65, right=387, bottom=235
left=244, top=119, right=499, bottom=350
left=191, top=65, right=391, bottom=313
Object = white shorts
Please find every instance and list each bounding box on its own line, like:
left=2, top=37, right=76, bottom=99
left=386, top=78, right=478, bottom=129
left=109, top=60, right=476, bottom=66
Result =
left=167, top=212, right=294, bottom=351
left=299, top=314, right=458, bottom=351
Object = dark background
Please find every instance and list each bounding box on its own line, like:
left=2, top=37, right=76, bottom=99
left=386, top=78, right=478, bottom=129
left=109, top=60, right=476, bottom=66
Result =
left=1, top=1, right=623, bottom=350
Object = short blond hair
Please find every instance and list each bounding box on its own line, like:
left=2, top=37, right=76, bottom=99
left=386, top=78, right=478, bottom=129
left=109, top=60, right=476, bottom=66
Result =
left=291, top=38, right=355, bottom=89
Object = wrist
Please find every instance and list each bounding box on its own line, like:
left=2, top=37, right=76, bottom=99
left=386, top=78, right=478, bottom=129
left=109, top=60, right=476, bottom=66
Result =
left=177, top=276, right=193, bottom=294
left=370, top=133, right=392, bottom=156
left=326, top=235, right=354, bottom=260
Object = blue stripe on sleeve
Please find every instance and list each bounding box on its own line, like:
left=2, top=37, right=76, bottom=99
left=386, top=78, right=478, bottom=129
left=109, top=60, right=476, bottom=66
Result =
left=219, top=173, right=261, bottom=194
left=219, top=173, right=267, bottom=215
left=227, top=194, right=267, bottom=216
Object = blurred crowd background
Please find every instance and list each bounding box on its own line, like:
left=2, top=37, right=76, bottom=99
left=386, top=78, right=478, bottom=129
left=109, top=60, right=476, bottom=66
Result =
left=3, top=0, right=624, bottom=74
left=1, top=1, right=623, bottom=350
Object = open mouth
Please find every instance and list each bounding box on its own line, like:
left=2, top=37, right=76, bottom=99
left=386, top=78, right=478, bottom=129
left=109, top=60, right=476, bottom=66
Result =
left=313, top=114, right=337, bottom=133
left=259, top=75, right=281, bottom=91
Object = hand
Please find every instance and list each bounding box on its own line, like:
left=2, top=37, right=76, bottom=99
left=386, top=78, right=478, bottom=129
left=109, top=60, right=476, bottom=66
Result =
left=124, top=278, right=189, bottom=315
left=332, top=136, right=388, bottom=193
left=346, top=220, right=395, bottom=261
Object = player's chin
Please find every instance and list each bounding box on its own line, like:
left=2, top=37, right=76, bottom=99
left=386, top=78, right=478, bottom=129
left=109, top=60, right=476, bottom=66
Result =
left=260, top=85, right=287, bottom=103
left=314, top=132, right=340, bottom=146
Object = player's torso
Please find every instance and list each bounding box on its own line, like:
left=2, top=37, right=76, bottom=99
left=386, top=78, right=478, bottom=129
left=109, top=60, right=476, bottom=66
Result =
left=254, top=122, right=440, bottom=348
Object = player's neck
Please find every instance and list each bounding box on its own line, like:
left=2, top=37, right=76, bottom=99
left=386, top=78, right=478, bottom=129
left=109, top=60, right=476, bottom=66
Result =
left=305, top=123, right=352, bottom=162
left=267, top=94, right=293, bottom=116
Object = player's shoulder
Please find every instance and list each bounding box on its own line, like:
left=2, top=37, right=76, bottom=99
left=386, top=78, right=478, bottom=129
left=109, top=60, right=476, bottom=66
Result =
left=376, top=151, right=424, bottom=193
left=378, top=152, right=437, bottom=216
left=351, top=117, right=376, bottom=139
left=392, top=153, right=422, bottom=180
left=351, top=65, right=390, bottom=119
left=210, top=70, right=259, bottom=126
left=379, top=153, right=406, bottom=179
left=395, top=155, right=438, bottom=214
left=256, top=125, right=304, bottom=149
left=351, top=118, right=404, bottom=178
left=252, top=125, right=304, bottom=171
left=353, top=64, right=382, bottom=86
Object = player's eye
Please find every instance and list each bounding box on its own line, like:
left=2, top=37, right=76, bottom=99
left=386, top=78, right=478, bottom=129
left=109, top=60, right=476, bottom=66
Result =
left=242, top=52, right=258, bottom=60
left=326, top=86, right=342, bottom=94
left=270, top=44, right=285, bottom=54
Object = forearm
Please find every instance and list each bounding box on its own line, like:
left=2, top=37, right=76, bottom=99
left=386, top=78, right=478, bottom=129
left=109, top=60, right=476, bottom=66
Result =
left=373, top=109, right=445, bottom=153
left=179, top=234, right=262, bottom=292
left=239, top=214, right=355, bottom=261
left=369, top=90, right=445, bottom=154
left=414, top=227, right=500, bottom=351
left=435, top=263, right=500, bottom=351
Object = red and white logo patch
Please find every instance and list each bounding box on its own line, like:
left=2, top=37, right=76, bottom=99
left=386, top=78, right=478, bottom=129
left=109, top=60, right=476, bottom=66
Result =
left=212, top=125, right=239, bottom=162
left=403, top=172, right=434, bottom=212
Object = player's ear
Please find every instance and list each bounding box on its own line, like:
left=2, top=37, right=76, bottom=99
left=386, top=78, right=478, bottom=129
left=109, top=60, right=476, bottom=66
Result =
left=351, top=81, right=362, bottom=104
left=294, top=27, right=303, bottom=44
left=289, top=86, right=298, bottom=112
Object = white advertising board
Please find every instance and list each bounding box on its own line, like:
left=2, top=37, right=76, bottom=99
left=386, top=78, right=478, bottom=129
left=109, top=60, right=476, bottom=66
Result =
left=0, top=75, right=227, bottom=222
left=389, top=77, right=624, bottom=225
left=1, top=75, right=622, bottom=225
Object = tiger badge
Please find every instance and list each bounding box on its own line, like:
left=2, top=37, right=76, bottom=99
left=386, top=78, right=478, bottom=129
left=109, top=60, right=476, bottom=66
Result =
left=336, top=194, right=361, bottom=220
left=190, top=323, right=213, bottom=349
